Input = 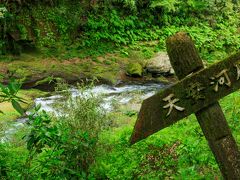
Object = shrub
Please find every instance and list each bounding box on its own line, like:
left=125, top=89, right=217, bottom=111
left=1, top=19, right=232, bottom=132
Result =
left=23, top=84, right=109, bottom=179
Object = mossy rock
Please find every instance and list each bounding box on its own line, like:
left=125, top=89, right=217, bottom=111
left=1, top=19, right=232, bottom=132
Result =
left=35, top=76, right=54, bottom=86
left=156, top=76, right=170, bottom=84
left=126, top=63, right=143, bottom=77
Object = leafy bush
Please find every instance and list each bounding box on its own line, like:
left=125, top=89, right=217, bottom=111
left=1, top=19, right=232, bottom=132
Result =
left=0, top=143, right=28, bottom=178
left=80, top=0, right=240, bottom=61
left=0, top=77, right=26, bottom=114
left=22, top=84, right=109, bottom=179
left=0, top=7, right=15, bottom=55
left=1, top=0, right=239, bottom=61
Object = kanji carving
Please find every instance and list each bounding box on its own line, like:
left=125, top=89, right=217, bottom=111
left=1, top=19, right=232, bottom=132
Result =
left=210, top=69, right=231, bottom=92
left=235, top=62, right=240, bottom=80
left=186, top=82, right=205, bottom=101
left=163, top=94, right=185, bottom=117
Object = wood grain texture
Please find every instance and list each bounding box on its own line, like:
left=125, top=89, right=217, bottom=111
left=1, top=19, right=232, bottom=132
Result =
left=167, top=32, right=240, bottom=179
left=130, top=32, right=240, bottom=179
left=130, top=50, right=240, bottom=144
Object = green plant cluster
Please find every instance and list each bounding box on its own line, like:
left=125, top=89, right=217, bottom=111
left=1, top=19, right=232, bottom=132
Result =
left=1, top=82, right=240, bottom=179
left=83, top=10, right=160, bottom=46
left=0, top=84, right=109, bottom=179
left=0, top=6, right=16, bottom=55
left=82, top=0, right=240, bottom=61
left=1, top=0, right=239, bottom=61
left=0, top=77, right=26, bottom=115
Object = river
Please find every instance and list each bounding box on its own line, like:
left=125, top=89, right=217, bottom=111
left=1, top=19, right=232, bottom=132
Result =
left=1, top=83, right=167, bottom=142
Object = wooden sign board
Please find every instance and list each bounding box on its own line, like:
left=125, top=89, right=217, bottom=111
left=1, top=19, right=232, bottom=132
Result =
left=130, top=32, right=240, bottom=179
left=131, top=53, right=240, bottom=144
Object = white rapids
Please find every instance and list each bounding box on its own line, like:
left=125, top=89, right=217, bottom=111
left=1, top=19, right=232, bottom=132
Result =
left=1, top=83, right=166, bottom=142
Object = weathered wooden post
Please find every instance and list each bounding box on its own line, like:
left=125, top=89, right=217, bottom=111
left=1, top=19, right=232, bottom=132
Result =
left=166, top=32, right=240, bottom=178
left=130, top=32, right=240, bottom=179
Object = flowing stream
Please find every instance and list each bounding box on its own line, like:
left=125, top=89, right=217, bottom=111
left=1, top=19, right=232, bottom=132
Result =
left=1, top=83, right=167, bottom=142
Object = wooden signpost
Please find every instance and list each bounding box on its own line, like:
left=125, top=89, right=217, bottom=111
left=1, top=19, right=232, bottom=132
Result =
left=130, top=32, right=240, bottom=179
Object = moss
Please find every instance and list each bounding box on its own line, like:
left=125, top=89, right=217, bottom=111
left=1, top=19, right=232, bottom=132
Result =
left=1, top=45, right=169, bottom=89
left=156, top=76, right=170, bottom=84
left=96, top=71, right=118, bottom=85
left=126, top=62, right=143, bottom=77
left=35, top=76, right=53, bottom=86
left=103, top=60, right=112, bottom=65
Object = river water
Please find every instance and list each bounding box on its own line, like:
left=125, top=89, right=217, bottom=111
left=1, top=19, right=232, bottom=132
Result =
left=1, top=83, right=166, bottom=142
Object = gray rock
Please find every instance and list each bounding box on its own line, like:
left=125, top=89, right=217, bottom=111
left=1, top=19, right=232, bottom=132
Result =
left=146, top=52, right=174, bottom=77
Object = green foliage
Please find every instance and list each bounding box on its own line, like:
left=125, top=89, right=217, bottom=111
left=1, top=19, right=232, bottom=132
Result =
left=123, top=110, right=137, bottom=117
left=80, top=0, right=239, bottom=61
left=20, top=84, right=109, bottom=178
left=0, top=77, right=26, bottom=115
left=83, top=10, right=160, bottom=46
left=150, top=0, right=179, bottom=12
left=0, top=0, right=240, bottom=178
left=0, top=0, right=239, bottom=61
left=91, top=113, right=221, bottom=179
left=0, top=143, right=27, bottom=178
left=0, top=6, right=14, bottom=55
left=0, top=144, right=8, bottom=177
left=1, top=85, right=240, bottom=179
left=16, top=24, right=28, bottom=40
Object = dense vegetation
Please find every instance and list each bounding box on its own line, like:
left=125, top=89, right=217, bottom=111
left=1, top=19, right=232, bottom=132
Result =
left=1, top=81, right=240, bottom=179
left=0, top=0, right=239, bottom=61
left=0, top=0, right=240, bottom=179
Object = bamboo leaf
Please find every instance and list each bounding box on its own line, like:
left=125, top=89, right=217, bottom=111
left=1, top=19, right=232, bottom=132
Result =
left=11, top=99, right=25, bottom=115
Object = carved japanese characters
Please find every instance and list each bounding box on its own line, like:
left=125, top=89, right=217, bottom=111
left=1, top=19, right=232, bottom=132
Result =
left=131, top=56, right=240, bottom=144
left=235, top=61, right=240, bottom=80
left=186, top=82, right=205, bottom=101
left=210, top=69, right=231, bottom=92
left=163, top=94, right=185, bottom=116
left=131, top=32, right=240, bottom=179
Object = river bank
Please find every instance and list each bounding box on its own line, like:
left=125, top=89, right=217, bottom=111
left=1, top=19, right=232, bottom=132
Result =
left=0, top=49, right=176, bottom=91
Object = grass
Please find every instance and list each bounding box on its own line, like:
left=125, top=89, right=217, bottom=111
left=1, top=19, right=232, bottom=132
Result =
left=91, top=90, right=240, bottom=179
left=0, top=84, right=239, bottom=178
left=93, top=115, right=220, bottom=179
left=0, top=40, right=239, bottom=178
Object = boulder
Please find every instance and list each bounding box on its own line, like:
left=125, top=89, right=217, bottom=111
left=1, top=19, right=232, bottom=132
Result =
left=125, top=63, right=143, bottom=77
left=146, top=52, right=174, bottom=77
